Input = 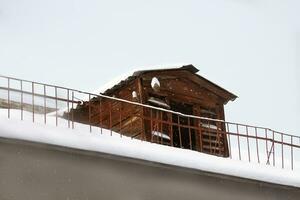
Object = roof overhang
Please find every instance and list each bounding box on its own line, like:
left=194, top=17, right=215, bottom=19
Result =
left=102, top=64, right=238, bottom=103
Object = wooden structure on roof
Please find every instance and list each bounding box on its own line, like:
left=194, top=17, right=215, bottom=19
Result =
left=70, top=65, right=237, bottom=157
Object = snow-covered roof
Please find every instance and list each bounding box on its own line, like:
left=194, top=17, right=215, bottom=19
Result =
left=89, top=64, right=237, bottom=102
left=92, top=64, right=195, bottom=95
left=0, top=109, right=299, bottom=188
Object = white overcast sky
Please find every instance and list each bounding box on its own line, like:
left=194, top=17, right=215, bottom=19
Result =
left=0, top=0, right=299, bottom=135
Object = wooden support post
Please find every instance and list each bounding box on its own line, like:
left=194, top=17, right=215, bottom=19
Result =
left=137, top=78, right=145, bottom=141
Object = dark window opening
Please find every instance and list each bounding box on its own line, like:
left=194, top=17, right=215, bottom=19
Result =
left=170, top=101, right=196, bottom=150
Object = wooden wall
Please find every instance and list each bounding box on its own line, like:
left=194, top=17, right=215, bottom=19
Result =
left=71, top=70, right=229, bottom=157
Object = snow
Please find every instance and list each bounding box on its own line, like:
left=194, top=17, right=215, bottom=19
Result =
left=152, top=131, right=171, bottom=140
left=151, top=77, right=160, bottom=89
left=89, top=64, right=191, bottom=97
left=148, top=97, right=170, bottom=109
left=132, top=91, right=138, bottom=99
left=0, top=109, right=299, bottom=188
left=201, top=123, right=220, bottom=130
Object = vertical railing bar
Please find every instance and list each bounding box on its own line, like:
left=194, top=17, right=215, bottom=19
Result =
left=89, top=94, right=92, bottom=133
left=215, top=121, right=221, bottom=156
left=281, top=133, right=284, bottom=169
left=109, top=100, right=112, bottom=136
left=67, top=89, right=70, bottom=128
left=246, top=126, right=251, bottom=162
left=7, top=78, right=10, bottom=118
left=272, top=131, right=275, bottom=167
left=237, top=124, right=241, bottom=160
left=208, top=120, right=212, bottom=154
left=55, top=86, right=58, bottom=126
left=226, top=123, right=232, bottom=159
left=170, top=113, right=173, bottom=147
left=188, top=117, right=192, bottom=150
left=199, top=119, right=203, bottom=152
left=44, top=85, right=47, bottom=124
left=178, top=115, right=182, bottom=148
left=71, top=91, right=74, bottom=129
left=119, top=102, right=122, bottom=137
left=266, top=143, right=273, bottom=165
left=20, top=80, right=23, bottom=120
left=155, top=113, right=158, bottom=143
left=160, top=111, right=163, bottom=144
left=130, top=105, right=133, bottom=140
left=265, top=129, right=269, bottom=162
left=151, top=109, right=153, bottom=143
left=255, top=127, right=260, bottom=163
left=291, top=136, right=294, bottom=170
left=99, top=97, right=103, bottom=134
left=32, top=82, right=34, bottom=123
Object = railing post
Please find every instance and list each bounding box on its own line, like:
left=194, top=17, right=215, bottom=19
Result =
left=170, top=113, right=173, bottom=147
left=255, top=127, right=260, bottom=163
left=160, top=111, right=163, bottom=144
left=44, top=85, right=47, bottom=124
left=281, top=133, right=284, bottom=169
left=208, top=120, right=212, bottom=154
left=198, top=119, right=203, bottom=152
left=55, top=86, right=58, bottom=127
left=246, top=126, right=251, bottom=162
left=226, top=123, right=232, bottom=159
left=67, top=89, right=70, bottom=128
left=7, top=78, right=10, bottom=119
left=71, top=91, right=74, bottom=129
left=20, top=80, right=23, bottom=120
left=237, top=124, right=241, bottom=160
left=119, top=102, right=122, bottom=137
left=215, top=121, right=221, bottom=156
left=32, top=82, right=34, bottom=123
left=99, top=96, right=102, bottom=134
left=291, top=136, right=294, bottom=170
left=150, top=109, right=153, bottom=143
left=188, top=117, right=192, bottom=150
left=272, top=131, right=275, bottom=167
left=109, top=100, right=112, bottom=136
left=265, top=129, right=269, bottom=162
left=130, top=104, right=133, bottom=140
left=178, top=115, right=182, bottom=148
left=89, top=94, right=92, bottom=133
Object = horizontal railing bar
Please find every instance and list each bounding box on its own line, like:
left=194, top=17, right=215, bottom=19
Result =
left=143, top=117, right=300, bottom=148
left=0, top=87, right=79, bottom=104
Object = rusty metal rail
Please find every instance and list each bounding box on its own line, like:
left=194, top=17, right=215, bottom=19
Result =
left=0, top=74, right=299, bottom=170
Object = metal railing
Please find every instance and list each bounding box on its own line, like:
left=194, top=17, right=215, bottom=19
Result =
left=0, top=74, right=299, bottom=170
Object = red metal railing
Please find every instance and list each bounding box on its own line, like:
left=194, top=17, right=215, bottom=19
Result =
left=0, top=74, right=299, bottom=170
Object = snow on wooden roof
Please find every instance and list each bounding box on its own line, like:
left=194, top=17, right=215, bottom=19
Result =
left=91, top=64, right=237, bottom=102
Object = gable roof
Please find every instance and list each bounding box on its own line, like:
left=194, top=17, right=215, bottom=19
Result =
left=95, top=64, right=237, bottom=103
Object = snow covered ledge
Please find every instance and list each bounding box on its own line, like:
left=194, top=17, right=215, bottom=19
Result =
left=0, top=115, right=299, bottom=188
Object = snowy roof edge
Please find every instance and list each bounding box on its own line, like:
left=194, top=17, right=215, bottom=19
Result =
left=0, top=116, right=299, bottom=188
